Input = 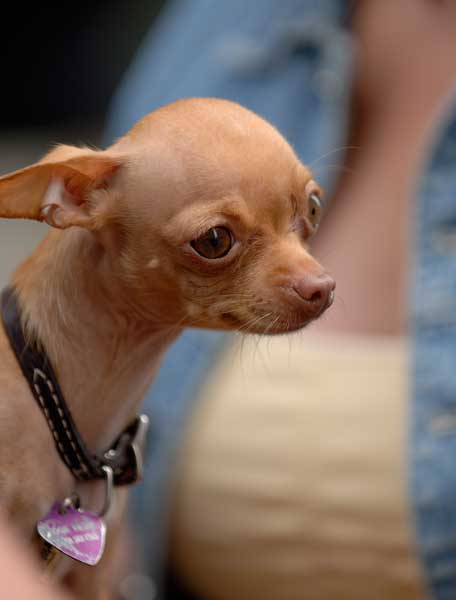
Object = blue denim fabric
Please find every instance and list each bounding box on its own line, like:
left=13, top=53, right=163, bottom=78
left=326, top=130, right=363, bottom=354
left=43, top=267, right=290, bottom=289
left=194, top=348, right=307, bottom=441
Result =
left=106, top=1, right=456, bottom=598
left=410, top=98, right=456, bottom=600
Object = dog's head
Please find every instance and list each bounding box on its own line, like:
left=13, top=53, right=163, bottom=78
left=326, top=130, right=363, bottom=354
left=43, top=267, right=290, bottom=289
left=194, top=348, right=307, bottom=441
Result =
left=0, top=98, right=334, bottom=335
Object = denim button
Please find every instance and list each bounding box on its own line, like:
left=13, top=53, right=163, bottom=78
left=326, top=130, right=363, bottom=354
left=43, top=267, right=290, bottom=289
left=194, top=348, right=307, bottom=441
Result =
left=283, top=22, right=352, bottom=100
left=290, top=38, right=321, bottom=61
left=282, top=21, right=323, bottom=62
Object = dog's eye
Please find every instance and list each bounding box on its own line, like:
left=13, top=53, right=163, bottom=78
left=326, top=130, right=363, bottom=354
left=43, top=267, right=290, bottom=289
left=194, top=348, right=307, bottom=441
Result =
left=191, top=227, right=233, bottom=259
left=308, top=193, right=322, bottom=229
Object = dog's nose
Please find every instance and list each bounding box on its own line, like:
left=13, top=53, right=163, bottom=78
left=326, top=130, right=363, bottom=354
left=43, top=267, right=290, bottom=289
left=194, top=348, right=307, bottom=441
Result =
left=292, top=273, right=335, bottom=312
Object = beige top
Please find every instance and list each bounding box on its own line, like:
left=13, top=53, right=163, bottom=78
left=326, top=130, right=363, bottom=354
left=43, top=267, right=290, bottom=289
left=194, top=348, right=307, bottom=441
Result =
left=169, top=333, right=425, bottom=600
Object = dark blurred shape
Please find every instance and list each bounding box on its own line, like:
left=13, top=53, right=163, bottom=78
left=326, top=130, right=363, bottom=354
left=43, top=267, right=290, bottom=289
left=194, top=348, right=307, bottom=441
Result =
left=0, top=1, right=167, bottom=130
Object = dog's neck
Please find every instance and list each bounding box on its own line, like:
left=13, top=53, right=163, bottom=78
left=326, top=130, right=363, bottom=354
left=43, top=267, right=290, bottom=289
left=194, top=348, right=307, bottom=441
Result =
left=12, top=228, right=181, bottom=453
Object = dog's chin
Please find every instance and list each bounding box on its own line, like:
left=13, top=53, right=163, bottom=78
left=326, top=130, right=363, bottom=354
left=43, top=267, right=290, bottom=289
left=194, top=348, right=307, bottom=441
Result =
left=219, top=311, right=316, bottom=336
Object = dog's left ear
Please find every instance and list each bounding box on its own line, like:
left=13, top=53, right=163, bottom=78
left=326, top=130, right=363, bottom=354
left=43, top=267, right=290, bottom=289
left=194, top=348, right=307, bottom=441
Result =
left=0, top=145, right=122, bottom=230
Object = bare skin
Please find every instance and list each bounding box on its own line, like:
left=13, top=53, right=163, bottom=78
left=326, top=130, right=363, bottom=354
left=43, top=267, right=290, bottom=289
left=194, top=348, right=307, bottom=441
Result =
left=313, top=0, right=456, bottom=335
left=0, top=98, right=334, bottom=598
left=0, top=512, right=69, bottom=600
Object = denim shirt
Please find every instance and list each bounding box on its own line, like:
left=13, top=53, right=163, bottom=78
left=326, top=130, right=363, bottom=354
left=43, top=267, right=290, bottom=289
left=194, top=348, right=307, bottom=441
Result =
left=106, top=2, right=456, bottom=598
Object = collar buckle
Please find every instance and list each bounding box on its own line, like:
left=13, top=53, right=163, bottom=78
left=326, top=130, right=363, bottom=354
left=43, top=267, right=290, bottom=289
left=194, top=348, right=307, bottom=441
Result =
left=103, top=414, right=150, bottom=486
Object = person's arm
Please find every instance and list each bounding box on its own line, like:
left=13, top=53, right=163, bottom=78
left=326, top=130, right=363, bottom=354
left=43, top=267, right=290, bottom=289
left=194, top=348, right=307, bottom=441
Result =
left=0, top=512, right=70, bottom=600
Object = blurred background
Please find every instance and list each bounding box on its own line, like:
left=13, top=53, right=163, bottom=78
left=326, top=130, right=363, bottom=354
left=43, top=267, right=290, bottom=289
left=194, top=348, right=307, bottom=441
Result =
left=0, top=0, right=166, bottom=285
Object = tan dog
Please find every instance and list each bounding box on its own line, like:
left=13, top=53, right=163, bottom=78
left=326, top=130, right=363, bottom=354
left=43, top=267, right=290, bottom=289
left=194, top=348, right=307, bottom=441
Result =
left=0, top=98, right=334, bottom=598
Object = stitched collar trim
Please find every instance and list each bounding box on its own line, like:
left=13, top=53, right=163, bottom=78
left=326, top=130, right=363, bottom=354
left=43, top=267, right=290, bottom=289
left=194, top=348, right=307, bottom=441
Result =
left=0, top=286, right=148, bottom=486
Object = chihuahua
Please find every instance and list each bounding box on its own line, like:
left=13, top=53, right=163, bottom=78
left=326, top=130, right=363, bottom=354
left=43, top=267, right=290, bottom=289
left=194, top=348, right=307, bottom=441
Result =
left=0, top=98, right=334, bottom=598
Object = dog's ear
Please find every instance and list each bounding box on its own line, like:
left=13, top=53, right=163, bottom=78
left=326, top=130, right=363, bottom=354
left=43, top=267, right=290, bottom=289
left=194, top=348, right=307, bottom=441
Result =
left=0, top=145, right=122, bottom=230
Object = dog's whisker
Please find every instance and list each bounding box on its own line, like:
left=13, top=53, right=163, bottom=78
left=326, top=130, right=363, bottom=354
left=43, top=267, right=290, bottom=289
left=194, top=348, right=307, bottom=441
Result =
left=332, top=295, right=348, bottom=314
left=308, top=145, right=361, bottom=169
left=238, top=311, right=273, bottom=334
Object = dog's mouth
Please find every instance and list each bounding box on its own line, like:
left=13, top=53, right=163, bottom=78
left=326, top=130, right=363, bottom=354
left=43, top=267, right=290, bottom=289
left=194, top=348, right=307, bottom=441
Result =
left=221, top=291, right=334, bottom=335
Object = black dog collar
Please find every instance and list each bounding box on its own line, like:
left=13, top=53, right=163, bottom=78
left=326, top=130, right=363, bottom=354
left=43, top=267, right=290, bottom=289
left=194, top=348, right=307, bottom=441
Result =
left=0, top=287, right=149, bottom=486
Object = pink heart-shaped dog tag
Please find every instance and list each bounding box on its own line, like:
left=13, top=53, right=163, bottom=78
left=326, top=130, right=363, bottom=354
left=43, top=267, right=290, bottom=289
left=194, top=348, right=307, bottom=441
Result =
left=37, top=502, right=106, bottom=566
